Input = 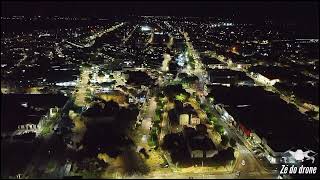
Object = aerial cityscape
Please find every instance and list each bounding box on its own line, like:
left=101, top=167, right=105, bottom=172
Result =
left=1, top=1, right=319, bottom=179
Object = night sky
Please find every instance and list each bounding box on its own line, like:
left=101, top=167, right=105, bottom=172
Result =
left=1, top=1, right=319, bottom=25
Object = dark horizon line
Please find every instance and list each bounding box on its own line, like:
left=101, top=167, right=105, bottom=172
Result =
left=0, top=14, right=316, bottom=25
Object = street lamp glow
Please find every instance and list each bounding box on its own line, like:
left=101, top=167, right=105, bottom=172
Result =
left=141, top=26, right=151, bottom=31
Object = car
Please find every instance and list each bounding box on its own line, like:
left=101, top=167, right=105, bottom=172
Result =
left=253, top=150, right=260, bottom=154
left=257, top=153, right=264, bottom=158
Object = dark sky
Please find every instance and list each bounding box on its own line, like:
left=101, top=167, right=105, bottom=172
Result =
left=1, top=1, right=319, bottom=24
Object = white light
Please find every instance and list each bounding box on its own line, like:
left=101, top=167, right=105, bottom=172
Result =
left=141, top=26, right=151, bottom=31
left=56, top=81, right=77, bottom=87
left=21, top=102, right=28, bottom=107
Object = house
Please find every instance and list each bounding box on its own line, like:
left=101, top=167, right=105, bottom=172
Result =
left=190, top=115, right=201, bottom=126
left=179, top=114, right=201, bottom=126
left=179, top=114, right=189, bottom=125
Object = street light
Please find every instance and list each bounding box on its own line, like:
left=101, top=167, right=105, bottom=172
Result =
left=141, top=26, right=151, bottom=31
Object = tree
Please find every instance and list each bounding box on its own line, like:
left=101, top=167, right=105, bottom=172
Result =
left=204, top=106, right=211, bottom=114
left=85, top=96, right=92, bottom=103
left=169, top=61, right=178, bottom=76
left=158, top=91, right=165, bottom=99
left=221, top=135, right=229, bottom=146
left=208, top=96, right=215, bottom=103
left=71, top=103, right=83, bottom=114
left=209, top=114, right=218, bottom=124
left=225, top=147, right=235, bottom=160
left=174, top=100, right=183, bottom=113
left=103, top=100, right=120, bottom=115
left=185, top=75, right=198, bottom=83
left=148, top=130, right=158, bottom=148
left=214, top=124, right=224, bottom=135
left=82, top=62, right=92, bottom=68
left=178, top=73, right=188, bottom=80
left=230, top=138, right=237, bottom=147
left=97, top=153, right=112, bottom=164
left=98, top=71, right=104, bottom=77
left=175, top=93, right=187, bottom=102
left=163, top=84, right=189, bottom=100
left=154, top=113, right=161, bottom=122
left=139, top=148, right=150, bottom=159
left=207, top=93, right=215, bottom=103
left=156, top=107, right=162, bottom=115
left=217, top=147, right=235, bottom=162
left=153, top=121, right=160, bottom=129
left=305, top=110, right=318, bottom=117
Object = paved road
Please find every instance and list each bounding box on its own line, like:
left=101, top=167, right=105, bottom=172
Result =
left=73, top=67, right=91, bottom=107
left=66, top=22, right=125, bottom=48
left=181, top=31, right=274, bottom=177
left=206, top=49, right=319, bottom=121
left=127, top=171, right=277, bottom=179
left=123, top=25, right=138, bottom=45
left=235, top=145, right=268, bottom=175
left=141, top=97, right=157, bottom=133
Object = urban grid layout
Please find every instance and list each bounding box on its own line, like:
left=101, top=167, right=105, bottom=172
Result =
left=1, top=1, right=319, bottom=179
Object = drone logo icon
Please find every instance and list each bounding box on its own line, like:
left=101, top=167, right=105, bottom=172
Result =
left=282, top=148, right=318, bottom=164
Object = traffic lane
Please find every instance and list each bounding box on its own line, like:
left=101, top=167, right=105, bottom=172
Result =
left=128, top=171, right=276, bottom=179
left=210, top=106, right=270, bottom=174
left=235, top=146, right=265, bottom=174
left=224, top=122, right=268, bottom=173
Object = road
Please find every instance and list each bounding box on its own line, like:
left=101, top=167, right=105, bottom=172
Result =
left=159, top=111, right=169, bottom=142
left=123, top=25, right=138, bottom=45
left=206, top=49, right=319, bottom=121
left=235, top=145, right=268, bottom=175
left=147, top=30, right=154, bottom=45
left=66, top=22, right=125, bottom=48
left=132, top=96, right=157, bottom=146
left=167, top=34, right=174, bottom=49
left=181, top=31, right=275, bottom=178
left=73, top=67, right=91, bottom=107
left=146, top=97, right=157, bottom=119
left=128, top=170, right=277, bottom=179
left=212, top=103, right=277, bottom=175
left=161, top=53, right=172, bottom=72
left=182, top=31, right=208, bottom=97
left=141, top=97, right=157, bottom=133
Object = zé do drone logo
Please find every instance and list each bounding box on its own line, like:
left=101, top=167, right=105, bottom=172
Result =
left=280, top=148, right=318, bottom=175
